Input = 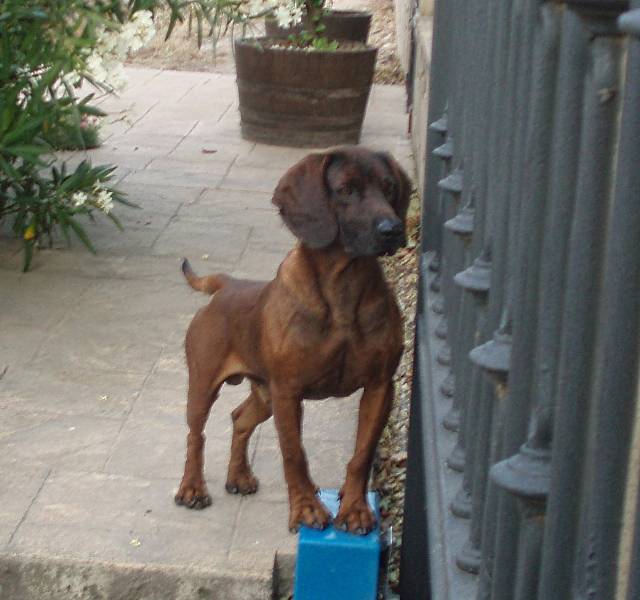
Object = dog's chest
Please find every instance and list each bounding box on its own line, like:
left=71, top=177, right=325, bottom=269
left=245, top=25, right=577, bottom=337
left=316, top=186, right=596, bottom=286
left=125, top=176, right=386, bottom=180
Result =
left=301, top=325, right=398, bottom=398
left=267, top=273, right=402, bottom=396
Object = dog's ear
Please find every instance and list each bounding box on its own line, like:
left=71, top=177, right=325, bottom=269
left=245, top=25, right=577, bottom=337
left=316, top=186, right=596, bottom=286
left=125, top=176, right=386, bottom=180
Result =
left=272, top=153, right=338, bottom=249
left=377, top=152, right=412, bottom=223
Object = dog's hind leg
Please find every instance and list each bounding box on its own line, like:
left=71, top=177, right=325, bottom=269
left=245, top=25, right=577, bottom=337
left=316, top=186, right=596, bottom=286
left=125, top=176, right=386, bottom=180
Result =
left=225, top=382, right=272, bottom=495
left=174, top=373, right=220, bottom=509
left=175, top=325, right=234, bottom=510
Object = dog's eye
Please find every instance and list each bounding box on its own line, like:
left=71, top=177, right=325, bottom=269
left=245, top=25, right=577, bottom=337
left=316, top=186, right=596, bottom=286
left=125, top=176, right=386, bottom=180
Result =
left=381, top=178, right=395, bottom=196
left=337, top=183, right=354, bottom=196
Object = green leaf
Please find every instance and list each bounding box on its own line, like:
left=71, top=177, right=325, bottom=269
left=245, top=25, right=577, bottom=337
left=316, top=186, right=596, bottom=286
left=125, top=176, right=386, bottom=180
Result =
left=165, top=10, right=182, bottom=41
left=65, top=215, right=97, bottom=254
left=2, top=118, right=45, bottom=145
left=2, top=144, right=48, bottom=162
left=196, top=10, right=204, bottom=48
left=0, top=155, right=21, bottom=179
left=105, top=211, right=124, bottom=231
left=78, top=103, right=107, bottom=118
left=113, top=194, right=139, bottom=209
left=56, top=208, right=72, bottom=246
left=22, top=239, right=34, bottom=273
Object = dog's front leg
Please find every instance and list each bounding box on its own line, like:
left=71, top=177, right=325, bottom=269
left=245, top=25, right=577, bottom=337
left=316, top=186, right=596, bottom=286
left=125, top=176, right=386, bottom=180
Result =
left=335, top=381, right=393, bottom=534
left=271, top=385, right=332, bottom=532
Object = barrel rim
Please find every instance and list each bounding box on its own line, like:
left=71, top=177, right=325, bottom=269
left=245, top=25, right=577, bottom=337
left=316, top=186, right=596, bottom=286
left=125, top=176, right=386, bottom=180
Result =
left=265, top=9, right=373, bottom=20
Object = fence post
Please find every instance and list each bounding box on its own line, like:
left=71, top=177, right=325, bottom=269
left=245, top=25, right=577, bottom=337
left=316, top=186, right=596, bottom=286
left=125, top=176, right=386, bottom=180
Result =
left=561, top=3, right=634, bottom=598
left=487, top=2, right=564, bottom=598
left=449, top=0, right=512, bottom=570
left=419, top=0, right=451, bottom=255
left=445, top=0, right=498, bottom=529
left=615, top=24, right=640, bottom=600
left=468, top=0, right=538, bottom=593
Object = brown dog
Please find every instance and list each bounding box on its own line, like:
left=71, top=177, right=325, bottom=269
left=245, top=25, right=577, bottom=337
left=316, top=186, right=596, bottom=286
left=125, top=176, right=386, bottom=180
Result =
left=175, top=145, right=410, bottom=534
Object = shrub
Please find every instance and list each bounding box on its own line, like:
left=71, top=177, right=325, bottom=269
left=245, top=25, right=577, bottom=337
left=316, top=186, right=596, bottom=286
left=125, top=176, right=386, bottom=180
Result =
left=161, top=0, right=338, bottom=52
left=0, top=1, right=154, bottom=271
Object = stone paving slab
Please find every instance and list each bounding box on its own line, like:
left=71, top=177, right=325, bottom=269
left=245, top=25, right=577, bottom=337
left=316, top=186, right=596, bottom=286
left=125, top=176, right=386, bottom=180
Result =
left=0, top=68, right=412, bottom=599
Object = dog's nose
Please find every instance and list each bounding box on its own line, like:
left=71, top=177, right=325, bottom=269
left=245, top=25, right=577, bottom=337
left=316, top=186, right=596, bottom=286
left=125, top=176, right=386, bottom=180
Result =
left=376, top=218, right=403, bottom=238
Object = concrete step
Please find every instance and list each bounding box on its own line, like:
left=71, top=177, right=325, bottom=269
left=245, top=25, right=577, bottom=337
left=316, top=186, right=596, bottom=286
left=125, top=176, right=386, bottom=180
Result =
left=0, top=469, right=296, bottom=600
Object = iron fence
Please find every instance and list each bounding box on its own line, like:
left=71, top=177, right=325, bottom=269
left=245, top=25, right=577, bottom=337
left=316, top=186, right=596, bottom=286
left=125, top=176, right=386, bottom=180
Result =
left=400, top=0, right=640, bottom=599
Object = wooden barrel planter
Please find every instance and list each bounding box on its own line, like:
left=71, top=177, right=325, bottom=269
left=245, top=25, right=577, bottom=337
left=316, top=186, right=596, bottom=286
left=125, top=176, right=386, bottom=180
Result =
left=264, top=10, right=372, bottom=43
left=234, top=38, right=377, bottom=148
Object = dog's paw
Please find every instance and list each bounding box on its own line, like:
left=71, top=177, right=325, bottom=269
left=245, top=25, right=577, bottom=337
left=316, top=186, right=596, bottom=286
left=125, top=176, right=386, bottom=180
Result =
left=334, top=497, right=376, bottom=535
left=225, top=472, right=259, bottom=495
left=288, top=494, right=332, bottom=533
left=174, top=480, right=212, bottom=510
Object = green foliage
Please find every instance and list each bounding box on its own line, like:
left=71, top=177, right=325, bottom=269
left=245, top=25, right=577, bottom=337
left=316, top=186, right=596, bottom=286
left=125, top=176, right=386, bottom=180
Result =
left=162, top=0, right=254, bottom=51
left=0, top=1, right=140, bottom=271
left=287, top=30, right=339, bottom=51
left=45, top=115, right=102, bottom=151
left=279, top=1, right=339, bottom=50
left=161, top=0, right=340, bottom=52
left=302, top=0, right=332, bottom=46
left=310, top=36, right=338, bottom=51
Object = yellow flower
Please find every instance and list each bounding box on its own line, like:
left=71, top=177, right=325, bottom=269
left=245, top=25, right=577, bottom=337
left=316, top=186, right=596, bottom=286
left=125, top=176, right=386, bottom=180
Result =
left=23, top=223, right=36, bottom=241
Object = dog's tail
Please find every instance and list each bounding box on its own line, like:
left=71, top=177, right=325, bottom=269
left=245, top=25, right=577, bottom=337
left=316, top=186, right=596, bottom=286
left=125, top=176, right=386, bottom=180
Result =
left=181, top=258, right=227, bottom=295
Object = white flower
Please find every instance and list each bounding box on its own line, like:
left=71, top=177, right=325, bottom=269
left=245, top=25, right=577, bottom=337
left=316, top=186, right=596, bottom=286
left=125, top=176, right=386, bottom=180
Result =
left=115, top=27, right=134, bottom=55
left=71, top=192, right=88, bottom=207
left=86, top=53, right=107, bottom=83
left=133, top=11, right=155, bottom=45
left=82, top=11, right=155, bottom=92
left=248, top=0, right=265, bottom=16
left=289, top=5, right=304, bottom=24
left=275, top=5, right=294, bottom=27
left=106, top=61, right=127, bottom=91
left=128, top=33, right=145, bottom=53
left=95, top=188, right=114, bottom=214
left=62, top=71, right=81, bottom=87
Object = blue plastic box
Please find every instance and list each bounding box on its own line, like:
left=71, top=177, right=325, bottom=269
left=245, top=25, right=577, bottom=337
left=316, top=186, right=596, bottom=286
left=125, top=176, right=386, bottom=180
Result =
left=294, top=489, right=381, bottom=600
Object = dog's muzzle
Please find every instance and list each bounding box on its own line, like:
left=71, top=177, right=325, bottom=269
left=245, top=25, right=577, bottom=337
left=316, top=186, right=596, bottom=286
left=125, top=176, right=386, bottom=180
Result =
left=375, top=217, right=405, bottom=255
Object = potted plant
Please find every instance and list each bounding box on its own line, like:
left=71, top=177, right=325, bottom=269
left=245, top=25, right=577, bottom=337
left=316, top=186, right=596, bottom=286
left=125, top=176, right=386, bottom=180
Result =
left=163, top=0, right=377, bottom=147
left=264, top=7, right=372, bottom=43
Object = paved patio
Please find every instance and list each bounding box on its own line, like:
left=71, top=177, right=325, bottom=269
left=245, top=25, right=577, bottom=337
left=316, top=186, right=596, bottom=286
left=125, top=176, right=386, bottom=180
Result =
left=0, top=68, right=411, bottom=599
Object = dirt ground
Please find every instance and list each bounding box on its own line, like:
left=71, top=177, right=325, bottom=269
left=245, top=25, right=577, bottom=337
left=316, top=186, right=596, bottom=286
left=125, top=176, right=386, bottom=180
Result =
left=127, top=0, right=404, bottom=84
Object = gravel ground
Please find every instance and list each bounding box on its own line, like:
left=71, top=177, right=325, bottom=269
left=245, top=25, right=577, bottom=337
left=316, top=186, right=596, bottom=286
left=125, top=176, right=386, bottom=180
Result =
left=367, top=0, right=404, bottom=84
left=374, top=204, right=419, bottom=595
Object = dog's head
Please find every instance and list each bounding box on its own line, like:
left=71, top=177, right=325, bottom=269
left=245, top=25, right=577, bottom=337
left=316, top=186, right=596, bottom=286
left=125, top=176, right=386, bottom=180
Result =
left=272, top=146, right=411, bottom=257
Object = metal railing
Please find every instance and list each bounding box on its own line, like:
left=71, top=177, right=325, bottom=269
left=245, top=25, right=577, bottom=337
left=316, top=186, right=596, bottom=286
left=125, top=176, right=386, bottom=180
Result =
left=400, top=1, right=640, bottom=599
